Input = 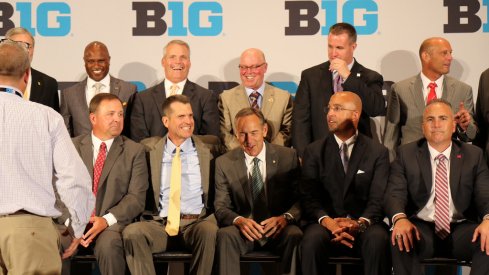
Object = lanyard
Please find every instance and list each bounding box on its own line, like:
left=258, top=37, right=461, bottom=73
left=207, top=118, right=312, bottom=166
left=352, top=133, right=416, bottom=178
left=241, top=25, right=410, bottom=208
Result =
left=0, top=87, right=23, bottom=98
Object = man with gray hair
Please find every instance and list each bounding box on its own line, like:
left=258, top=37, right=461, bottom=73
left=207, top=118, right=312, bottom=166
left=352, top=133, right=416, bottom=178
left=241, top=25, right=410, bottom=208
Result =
left=4, top=27, right=60, bottom=111
left=130, top=39, right=219, bottom=142
left=0, top=40, right=94, bottom=274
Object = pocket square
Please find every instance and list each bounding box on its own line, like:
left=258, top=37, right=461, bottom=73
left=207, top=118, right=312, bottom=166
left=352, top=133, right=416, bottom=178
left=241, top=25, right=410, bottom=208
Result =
left=357, top=170, right=365, bottom=174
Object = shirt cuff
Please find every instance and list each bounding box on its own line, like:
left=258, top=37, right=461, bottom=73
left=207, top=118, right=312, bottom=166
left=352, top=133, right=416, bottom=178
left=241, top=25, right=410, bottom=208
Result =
left=318, top=215, right=329, bottom=224
left=232, top=216, right=243, bottom=224
left=103, top=213, right=117, bottom=227
left=284, top=212, right=294, bottom=220
left=392, top=213, right=406, bottom=224
left=359, top=217, right=371, bottom=225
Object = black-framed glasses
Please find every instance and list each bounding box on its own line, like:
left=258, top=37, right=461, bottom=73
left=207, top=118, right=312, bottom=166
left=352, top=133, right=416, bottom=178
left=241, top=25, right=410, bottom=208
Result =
left=238, top=63, right=266, bottom=71
left=0, top=38, right=31, bottom=49
left=324, top=105, right=356, bottom=113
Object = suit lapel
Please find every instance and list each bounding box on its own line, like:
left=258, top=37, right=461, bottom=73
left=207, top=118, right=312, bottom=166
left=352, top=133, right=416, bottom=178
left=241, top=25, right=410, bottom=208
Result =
left=152, top=81, right=167, bottom=118
left=233, top=148, right=253, bottom=207
left=98, top=136, right=123, bottom=191
left=449, top=142, right=462, bottom=202
left=150, top=137, right=166, bottom=207
left=236, top=86, right=251, bottom=109
left=411, top=75, right=426, bottom=115
left=29, top=69, right=42, bottom=102
left=265, top=143, right=278, bottom=204
left=182, top=81, right=195, bottom=100
left=194, top=136, right=211, bottom=204
left=417, top=142, right=433, bottom=193
left=80, top=135, right=95, bottom=178
left=441, top=77, right=454, bottom=103
left=320, top=62, right=332, bottom=107
left=110, top=76, right=121, bottom=97
left=261, top=84, right=275, bottom=118
left=343, top=135, right=366, bottom=197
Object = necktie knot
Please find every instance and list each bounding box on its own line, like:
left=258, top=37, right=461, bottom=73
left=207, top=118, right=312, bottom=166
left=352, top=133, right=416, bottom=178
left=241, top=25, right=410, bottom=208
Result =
left=427, top=82, right=437, bottom=104
left=253, top=157, right=260, bottom=166
left=170, top=85, right=179, bottom=96
left=428, top=82, right=438, bottom=90
left=93, top=82, right=104, bottom=94
left=249, top=91, right=260, bottom=109
left=100, top=142, right=107, bottom=152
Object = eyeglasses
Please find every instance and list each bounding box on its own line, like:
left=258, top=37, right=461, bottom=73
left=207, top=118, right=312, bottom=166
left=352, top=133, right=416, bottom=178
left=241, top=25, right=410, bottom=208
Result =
left=238, top=63, right=266, bottom=71
left=0, top=38, right=32, bottom=49
left=324, top=105, right=356, bottom=113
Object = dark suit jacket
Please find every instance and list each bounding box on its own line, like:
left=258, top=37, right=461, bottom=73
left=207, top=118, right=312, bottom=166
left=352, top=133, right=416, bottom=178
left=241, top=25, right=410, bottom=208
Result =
left=60, top=76, right=137, bottom=137
left=474, top=68, right=489, bottom=152
left=71, top=134, right=149, bottom=232
left=300, top=133, right=389, bottom=223
left=129, top=80, right=219, bottom=142
left=292, top=60, right=385, bottom=157
left=214, top=143, right=301, bottom=227
left=141, top=135, right=222, bottom=218
left=384, top=139, right=489, bottom=223
left=30, top=68, right=59, bottom=112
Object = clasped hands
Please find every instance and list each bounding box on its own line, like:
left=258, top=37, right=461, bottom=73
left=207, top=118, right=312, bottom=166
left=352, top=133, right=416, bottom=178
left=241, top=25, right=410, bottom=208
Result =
left=234, top=216, right=287, bottom=242
left=321, top=217, right=360, bottom=248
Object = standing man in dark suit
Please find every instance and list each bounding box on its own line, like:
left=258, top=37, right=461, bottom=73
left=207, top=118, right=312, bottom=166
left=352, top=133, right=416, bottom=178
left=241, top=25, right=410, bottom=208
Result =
left=385, top=99, right=489, bottom=275
left=123, top=95, right=220, bottom=275
left=5, top=27, right=59, bottom=112
left=300, top=92, right=391, bottom=275
left=293, top=22, right=385, bottom=158
left=60, top=41, right=136, bottom=137
left=65, top=93, right=148, bottom=275
left=474, top=68, right=489, bottom=154
left=129, top=40, right=219, bottom=142
left=384, top=37, right=476, bottom=161
left=214, top=107, right=302, bottom=275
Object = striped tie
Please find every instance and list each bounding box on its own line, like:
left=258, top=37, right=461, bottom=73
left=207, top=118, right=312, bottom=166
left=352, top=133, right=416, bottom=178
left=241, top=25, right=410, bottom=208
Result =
left=434, top=154, right=450, bottom=239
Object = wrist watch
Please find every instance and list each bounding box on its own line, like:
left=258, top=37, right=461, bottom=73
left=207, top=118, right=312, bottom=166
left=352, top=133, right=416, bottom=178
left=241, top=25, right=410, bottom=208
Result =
left=283, top=214, right=294, bottom=225
left=357, top=219, right=368, bottom=233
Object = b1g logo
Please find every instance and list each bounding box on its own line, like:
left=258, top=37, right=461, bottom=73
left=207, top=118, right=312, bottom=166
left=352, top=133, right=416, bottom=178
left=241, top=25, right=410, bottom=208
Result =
left=444, top=0, right=488, bottom=33
left=0, top=2, right=71, bottom=36
left=285, top=0, right=378, bottom=35
left=132, top=1, right=223, bottom=36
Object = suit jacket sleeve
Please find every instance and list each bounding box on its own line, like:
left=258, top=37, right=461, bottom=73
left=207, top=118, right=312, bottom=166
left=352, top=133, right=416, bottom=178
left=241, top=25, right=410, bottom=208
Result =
left=473, top=148, right=489, bottom=218
left=457, top=85, right=477, bottom=141
left=342, top=67, right=385, bottom=117
left=383, top=83, right=401, bottom=161
left=129, top=93, right=150, bottom=142
left=214, top=156, right=241, bottom=226
left=59, top=90, right=73, bottom=137
left=474, top=70, right=489, bottom=149
left=108, top=144, right=149, bottom=222
left=292, top=70, right=314, bottom=156
left=383, top=148, right=409, bottom=219
left=271, top=94, right=293, bottom=147
left=218, top=94, right=240, bottom=150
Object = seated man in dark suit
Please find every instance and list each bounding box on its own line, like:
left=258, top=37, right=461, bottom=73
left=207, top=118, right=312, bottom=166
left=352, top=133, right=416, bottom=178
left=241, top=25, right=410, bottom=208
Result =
left=60, top=41, right=136, bottom=137
left=214, top=107, right=302, bottom=275
left=123, top=94, right=221, bottom=275
left=300, top=92, right=391, bottom=275
left=129, top=40, right=219, bottom=142
left=385, top=98, right=489, bottom=275
left=60, top=93, right=148, bottom=275
left=5, top=27, right=59, bottom=112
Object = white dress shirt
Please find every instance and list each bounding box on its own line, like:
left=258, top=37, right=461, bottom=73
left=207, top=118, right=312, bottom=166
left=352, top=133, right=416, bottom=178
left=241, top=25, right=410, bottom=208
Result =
left=86, top=74, right=111, bottom=105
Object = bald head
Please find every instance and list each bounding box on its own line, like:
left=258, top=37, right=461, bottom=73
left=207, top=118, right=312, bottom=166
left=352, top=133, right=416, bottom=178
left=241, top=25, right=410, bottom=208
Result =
left=84, top=41, right=111, bottom=81
left=419, top=37, right=449, bottom=58
left=240, top=48, right=266, bottom=63
left=330, top=91, right=362, bottom=113
left=0, top=41, right=30, bottom=91
left=419, top=37, right=453, bottom=80
left=327, top=91, right=362, bottom=140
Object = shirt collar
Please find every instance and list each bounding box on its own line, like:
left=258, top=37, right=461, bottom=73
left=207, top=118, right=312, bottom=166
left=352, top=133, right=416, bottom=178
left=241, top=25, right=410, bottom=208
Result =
left=165, top=136, right=193, bottom=154
left=333, top=131, right=358, bottom=148
left=87, top=74, right=111, bottom=90
left=244, top=142, right=267, bottom=165
left=420, top=72, right=444, bottom=90
left=164, top=79, right=187, bottom=93
left=91, top=132, right=115, bottom=152
left=427, top=142, right=452, bottom=162
left=245, top=82, right=266, bottom=97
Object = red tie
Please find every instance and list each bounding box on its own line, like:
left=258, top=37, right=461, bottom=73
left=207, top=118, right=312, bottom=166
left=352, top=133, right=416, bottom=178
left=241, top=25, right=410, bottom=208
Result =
left=434, top=154, right=450, bottom=239
left=427, top=82, right=437, bottom=104
left=93, top=142, right=107, bottom=198
left=249, top=91, right=260, bottom=110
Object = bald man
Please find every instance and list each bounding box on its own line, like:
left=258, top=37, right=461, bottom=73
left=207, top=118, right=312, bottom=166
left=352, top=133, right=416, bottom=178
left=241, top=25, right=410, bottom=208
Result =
left=60, top=41, right=136, bottom=137
left=219, top=48, right=293, bottom=151
left=301, top=92, right=391, bottom=275
left=384, top=37, right=476, bottom=161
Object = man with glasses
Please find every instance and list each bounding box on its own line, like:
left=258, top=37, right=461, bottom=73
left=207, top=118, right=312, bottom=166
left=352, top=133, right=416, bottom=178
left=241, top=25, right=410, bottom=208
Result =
left=60, top=41, right=136, bottom=137
left=300, top=92, right=391, bottom=275
left=292, top=22, right=385, bottom=159
left=4, top=27, right=60, bottom=112
left=219, top=48, right=293, bottom=151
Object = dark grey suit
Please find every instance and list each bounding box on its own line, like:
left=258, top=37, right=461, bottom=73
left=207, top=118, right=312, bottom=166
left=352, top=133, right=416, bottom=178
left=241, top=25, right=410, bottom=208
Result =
left=292, top=60, right=385, bottom=157
left=122, top=135, right=221, bottom=275
left=70, top=134, right=148, bottom=275
left=300, top=133, right=390, bottom=275
left=60, top=76, right=136, bottom=137
left=30, top=68, right=59, bottom=112
left=474, top=68, right=489, bottom=154
left=384, top=139, right=489, bottom=275
left=214, top=143, right=302, bottom=275
left=129, top=80, right=219, bottom=142
left=384, top=74, right=476, bottom=161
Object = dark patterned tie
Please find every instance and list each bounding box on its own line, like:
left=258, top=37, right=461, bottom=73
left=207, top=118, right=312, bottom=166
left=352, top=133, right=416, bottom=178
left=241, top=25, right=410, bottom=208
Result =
left=334, top=74, right=343, bottom=93
left=434, top=154, right=450, bottom=239
left=340, top=142, right=349, bottom=173
left=249, top=91, right=260, bottom=109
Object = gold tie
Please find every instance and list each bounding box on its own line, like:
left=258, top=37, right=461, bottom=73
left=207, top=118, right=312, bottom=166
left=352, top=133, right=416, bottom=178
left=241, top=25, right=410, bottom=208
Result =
left=166, top=147, right=181, bottom=236
left=94, top=82, right=104, bottom=94
left=169, top=84, right=179, bottom=96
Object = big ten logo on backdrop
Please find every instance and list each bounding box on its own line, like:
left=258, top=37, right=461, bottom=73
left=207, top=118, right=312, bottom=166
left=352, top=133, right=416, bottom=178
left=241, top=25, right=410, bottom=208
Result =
left=132, top=1, right=222, bottom=36
left=444, top=0, right=488, bottom=33
left=0, top=2, right=71, bottom=36
left=285, top=0, right=378, bottom=35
